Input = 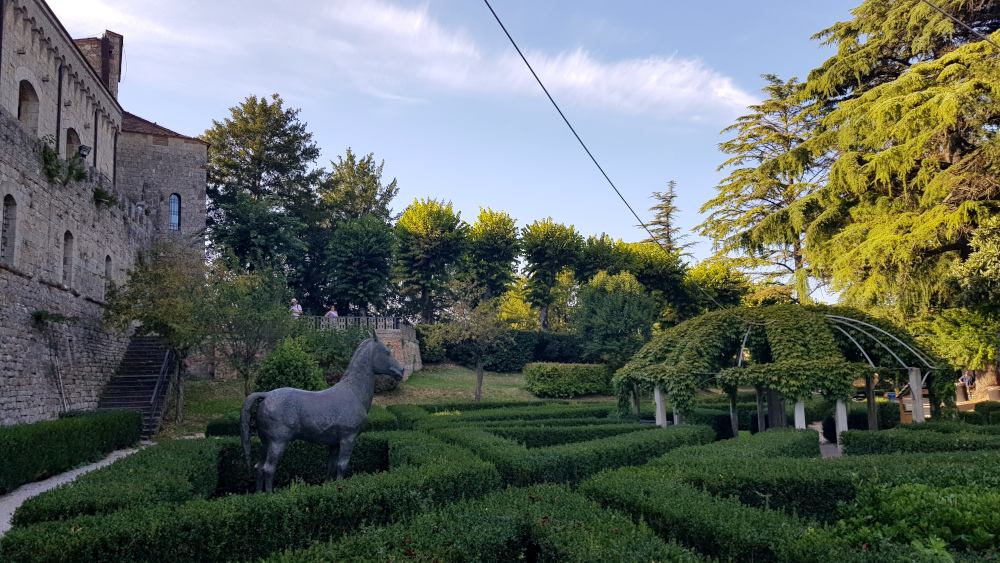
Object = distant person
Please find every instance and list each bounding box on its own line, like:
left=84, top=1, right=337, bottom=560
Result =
left=324, top=305, right=339, bottom=318
left=290, top=299, right=303, bottom=318
left=960, top=372, right=976, bottom=393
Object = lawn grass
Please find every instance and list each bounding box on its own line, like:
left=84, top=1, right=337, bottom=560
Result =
left=156, top=363, right=613, bottom=438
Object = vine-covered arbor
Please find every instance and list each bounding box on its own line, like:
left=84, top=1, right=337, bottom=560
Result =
left=614, top=305, right=951, bottom=446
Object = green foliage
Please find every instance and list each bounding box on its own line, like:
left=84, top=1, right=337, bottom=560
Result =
left=841, top=428, right=1000, bottom=456
left=467, top=207, right=520, bottom=300
left=487, top=423, right=653, bottom=448
left=253, top=337, right=326, bottom=393
left=432, top=327, right=584, bottom=373
left=430, top=403, right=611, bottom=424
left=0, top=433, right=500, bottom=563
left=431, top=424, right=713, bottom=486
left=290, top=323, right=365, bottom=374
left=394, top=198, right=467, bottom=323
left=91, top=187, right=118, bottom=209
left=641, top=180, right=694, bottom=254
left=385, top=404, right=430, bottom=429
left=267, top=485, right=705, bottom=563
left=820, top=401, right=901, bottom=442
left=976, top=401, right=1000, bottom=421
left=0, top=411, right=140, bottom=494
left=12, top=439, right=221, bottom=528
left=574, top=271, right=657, bottom=370
left=30, top=310, right=78, bottom=326
left=521, top=218, right=584, bottom=330
left=35, top=137, right=87, bottom=185
left=208, top=190, right=307, bottom=273
left=523, top=362, right=612, bottom=398
left=324, top=215, right=395, bottom=315
left=316, top=147, right=399, bottom=223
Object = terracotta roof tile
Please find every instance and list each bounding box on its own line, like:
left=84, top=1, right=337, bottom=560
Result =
left=122, top=112, right=209, bottom=145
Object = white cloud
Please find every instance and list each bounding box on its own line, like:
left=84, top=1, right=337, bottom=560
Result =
left=46, top=0, right=753, bottom=120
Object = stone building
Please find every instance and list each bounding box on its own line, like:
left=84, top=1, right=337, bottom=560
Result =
left=0, top=0, right=207, bottom=426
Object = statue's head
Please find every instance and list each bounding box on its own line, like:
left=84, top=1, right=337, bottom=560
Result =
left=369, top=332, right=404, bottom=381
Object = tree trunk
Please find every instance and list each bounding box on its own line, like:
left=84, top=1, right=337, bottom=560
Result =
left=475, top=355, right=484, bottom=403
left=728, top=387, right=739, bottom=438
left=540, top=306, right=549, bottom=332
left=174, top=361, right=184, bottom=424
left=420, top=287, right=432, bottom=324
left=755, top=386, right=766, bottom=433
left=866, top=373, right=878, bottom=430
left=483, top=286, right=493, bottom=301
left=767, top=388, right=787, bottom=429
left=631, top=384, right=641, bottom=415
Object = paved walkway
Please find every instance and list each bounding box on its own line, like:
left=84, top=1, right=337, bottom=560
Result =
left=809, top=421, right=842, bottom=458
left=0, top=446, right=144, bottom=537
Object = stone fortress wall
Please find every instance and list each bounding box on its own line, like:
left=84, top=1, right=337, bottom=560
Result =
left=0, top=0, right=207, bottom=426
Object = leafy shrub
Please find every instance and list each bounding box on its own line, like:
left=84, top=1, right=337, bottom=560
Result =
left=993, top=410, right=1000, bottom=425
left=488, top=422, right=654, bottom=448
left=414, top=323, right=446, bottom=363
left=0, top=435, right=500, bottom=563
left=205, top=411, right=242, bottom=437
left=12, top=439, right=221, bottom=527
left=534, top=331, right=584, bottom=363
left=268, top=485, right=704, bottom=563
left=254, top=337, right=326, bottom=393
left=424, top=399, right=547, bottom=413
left=841, top=428, right=1000, bottom=455
left=523, top=362, right=611, bottom=397
left=693, top=391, right=758, bottom=405
left=649, top=428, right=821, bottom=463
left=685, top=408, right=736, bottom=440
left=0, top=410, right=141, bottom=494
left=894, top=420, right=1000, bottom=435
left=418, top=327, right=584, bottom=372
left=364, top=405, right=399, bottom=431
left=957, top=410, right=985, bottom=425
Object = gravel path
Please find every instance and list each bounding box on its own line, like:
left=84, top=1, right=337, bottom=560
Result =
left=0, top=446, right=143, bottom=537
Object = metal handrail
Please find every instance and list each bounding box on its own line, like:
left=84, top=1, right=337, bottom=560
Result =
left=307, top=316, right=410, bottom=331
left=150, top=349, right=172, bottom=408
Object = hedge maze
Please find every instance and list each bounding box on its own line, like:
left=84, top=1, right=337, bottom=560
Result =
left=3, top=403, right=1000, bottom=562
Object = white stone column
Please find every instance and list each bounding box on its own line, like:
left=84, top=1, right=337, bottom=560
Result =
left=909, top=367, right=925, bottom=423
left=835, top=399, right=849, bottom=452
left=673, top=409, right=683, bottom=426
left=794, top=400, right=806, bottom=430
left=654, top=386, right=667, bottom=428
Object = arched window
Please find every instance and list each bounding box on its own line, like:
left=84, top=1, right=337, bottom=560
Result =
left=105, top=255, right=113, bottom=279
left=169, top=194, right=181, bottom=231
left=17, top=81, right=40, bottom=136
left=62, top=231, right=74, bottom=286
left=65, top=128, right=81, bottom=160
left=1, top=195, right=16, bottom=265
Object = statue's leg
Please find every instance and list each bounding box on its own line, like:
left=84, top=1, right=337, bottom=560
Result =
left=262, top=439, right=287, bottom=493
left=254, top=436, right=268, bottom=493
left=336, top=433, right=358, bottom=480
left=325, top=444, right=339, bottom=482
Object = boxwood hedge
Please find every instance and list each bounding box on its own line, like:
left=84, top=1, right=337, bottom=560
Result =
left=268, top=485, right=705, bottom=563
left=206, top=405, right=399, bottom=437
left=840, top=428, right=1000, bottom=455
left=523, top=362, right=611, bottom=397
left=0, top=410, right=141, bottom=494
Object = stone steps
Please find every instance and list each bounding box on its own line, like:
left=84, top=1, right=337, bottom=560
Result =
left=97, top=335, right=174, bottom=439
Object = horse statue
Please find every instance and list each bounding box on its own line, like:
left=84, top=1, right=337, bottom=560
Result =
left=240, top=333, right=404, bottom=492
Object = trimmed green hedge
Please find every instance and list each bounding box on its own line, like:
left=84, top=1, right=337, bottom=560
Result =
left=524, top=362, right=611, bottom=397
left=0, top=410, right=142, bottom=494
left=0, top=434, right=500, bottom=563
left=840, top=428, right=1000, bottom=455
left=973, top=400, right=1000, bottom=421
left=649, top=428, right=821, bottom=463
left=12, top=439, right=221, bottom=528
left=385, top=404, right=429, bottom=429
left=430, top=403, right=612, bottom=424
left=893, top=420, right=1000, bottom=435
left=821, top=401, right=900, bottom=442
left=431, top=424, right=713, bottom=486
left=488, top=422, right=654, bottom=448
left=268, top=485, right=705, bottom=563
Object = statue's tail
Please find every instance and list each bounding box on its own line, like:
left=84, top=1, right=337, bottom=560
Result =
left=241, top=392, right=268, bottom=472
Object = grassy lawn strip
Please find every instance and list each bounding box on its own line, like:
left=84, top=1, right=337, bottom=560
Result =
left=267, top=485, right=705, bottom=563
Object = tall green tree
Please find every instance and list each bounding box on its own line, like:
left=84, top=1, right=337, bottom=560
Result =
left=394, top=199, right=468, bottom=323
left=521, top=218, right=584, bottom=331
left=801, top=13, right=1000, bottom=313
left=641, top=181, right=693, bottom=254
left=318, top=148, right=400, bottom=223
left=574, top=271, right=657, bottom=371
left=327, top=215, right=395, bottom=316
left=698, top=75, right=826, bottom=303
left=467, top=208, right=520, bottom=300
left=206, top=190, right=307, bottom=271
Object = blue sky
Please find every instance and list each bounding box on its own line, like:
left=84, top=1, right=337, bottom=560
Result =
left=52, top=0, right=859, bottom=261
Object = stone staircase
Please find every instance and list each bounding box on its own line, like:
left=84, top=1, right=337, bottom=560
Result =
left=98, top=335, right=174, bottom=439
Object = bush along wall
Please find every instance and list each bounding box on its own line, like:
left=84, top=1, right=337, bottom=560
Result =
left=523, top=362, right=612, bottom=397
left=0, top=410, right=141, bottom=494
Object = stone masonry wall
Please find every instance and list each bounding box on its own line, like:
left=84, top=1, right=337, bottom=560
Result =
left=0, top=111, right=152, bottom=426
left=117, top=131, right=207, bottom=242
